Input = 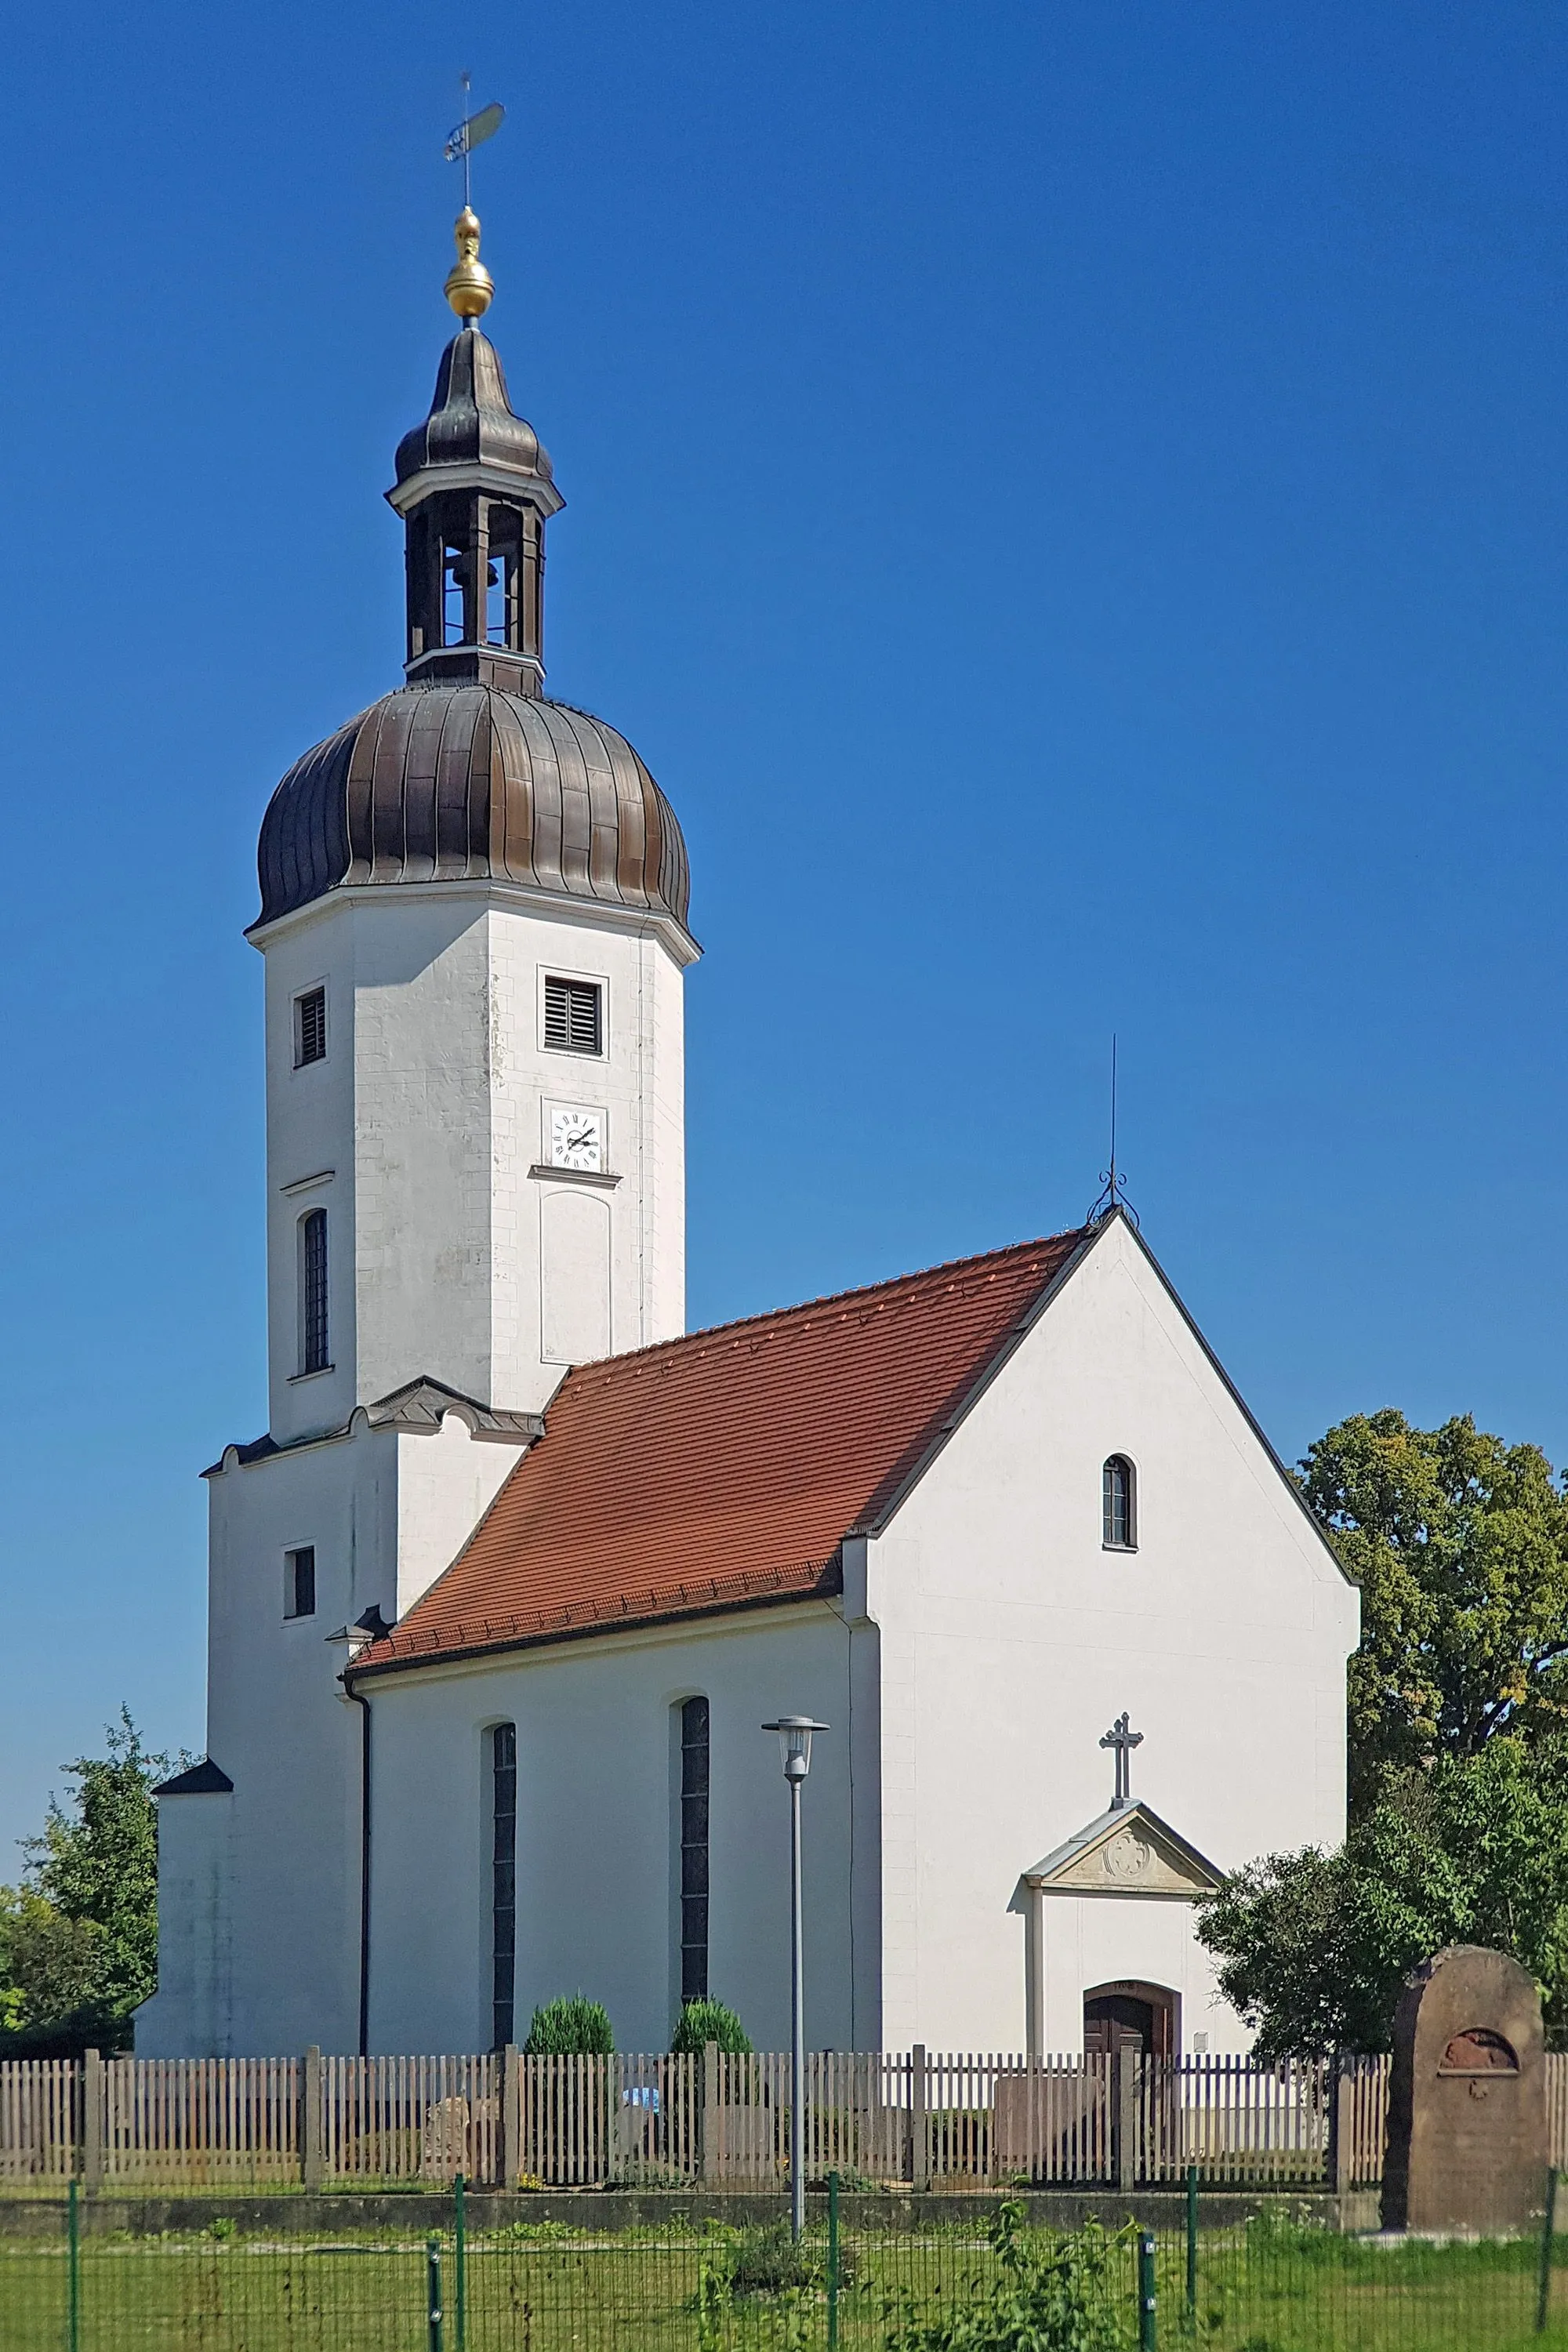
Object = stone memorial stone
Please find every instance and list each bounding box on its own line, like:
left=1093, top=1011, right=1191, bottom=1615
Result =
left=1382, top=1944, right=1546, bottom=2234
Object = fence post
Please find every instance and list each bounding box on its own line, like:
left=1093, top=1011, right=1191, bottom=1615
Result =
left=67, top=2176, right=80, bottom=2352
left=1138, top=2228, right=1157, bottom=2352
left=828, top=2168, right=840, bottom=2350
left=699, top=2042, right=720, bottom=2183
left=1327, top=2053, right=1352, bottom=2194
left=1185, top=2165, right=1197, bottom=2315
left=454, top=2172, right=466, bottom=2351
left=426, top=2234, right=444, bottom=2352
left=910, top=2045, right=930, bottom=2193
left=497, top=2044, right=520, bottom=2190
left=301, top=2047, right=324, bottom=2190
left=1537, top=2166, right=1558, bottom=2334
left=1116, top=2053, right=1138, bottom=2195
left=81, top=2051, right=103, bottom=2193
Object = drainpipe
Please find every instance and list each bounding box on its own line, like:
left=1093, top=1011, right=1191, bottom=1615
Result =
left=343, top=1680, right=373, bottom=2058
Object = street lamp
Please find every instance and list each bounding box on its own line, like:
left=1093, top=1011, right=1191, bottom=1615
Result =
left=762, top=1716, right=829, bottom=2240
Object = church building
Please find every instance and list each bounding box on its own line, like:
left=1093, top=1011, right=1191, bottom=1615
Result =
left=138, top=211, right=1359, bottom=2064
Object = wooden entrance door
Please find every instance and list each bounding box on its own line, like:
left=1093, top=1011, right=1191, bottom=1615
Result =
left=1083, top=1980, right=1179, bottom=2060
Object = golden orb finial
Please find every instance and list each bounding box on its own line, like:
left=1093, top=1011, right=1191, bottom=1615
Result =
left=445, top=205, right=494, bottom=323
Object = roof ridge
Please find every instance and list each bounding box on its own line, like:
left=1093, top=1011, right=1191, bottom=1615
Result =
left=560, top=1226, right=1091, bottom=1384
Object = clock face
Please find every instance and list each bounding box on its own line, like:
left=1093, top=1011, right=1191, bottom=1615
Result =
left=550, top=1104, right=604, bottom=1172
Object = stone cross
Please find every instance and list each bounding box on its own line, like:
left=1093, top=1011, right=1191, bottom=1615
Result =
left=1100, top=1712, right=1144, bottom=1810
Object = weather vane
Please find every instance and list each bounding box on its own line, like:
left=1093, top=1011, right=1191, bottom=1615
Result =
left=1087, top=1034, right=1138, bottom=1227
left=444, top=74, right=505, bottom=210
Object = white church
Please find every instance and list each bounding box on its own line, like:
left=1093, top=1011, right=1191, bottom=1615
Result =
left=138, top=212, right=1359, bottom=2065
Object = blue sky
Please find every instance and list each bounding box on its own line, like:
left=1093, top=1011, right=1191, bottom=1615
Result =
left=2, top=0, right=1566, bottom=1860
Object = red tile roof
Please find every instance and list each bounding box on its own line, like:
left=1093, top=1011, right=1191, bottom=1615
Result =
left=351, top=1226, right=1094, bottom=1677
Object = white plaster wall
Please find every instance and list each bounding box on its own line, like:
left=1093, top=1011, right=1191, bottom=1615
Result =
left=394, top=1417, right=521, bottom=1617
left=257, top=884, right=689, bottom=1439
left=261, top=901, right=358, bottom=1443
left=1036, top=1897, right=1233, bottom=2054
left=136, top=1794, right=233, bottom=2058
left=359, top=1603, right=871, bottom=2057
left=869, top=1216, right=1359, bottom=2057
left=146, top=1410, right=529, bottom=2055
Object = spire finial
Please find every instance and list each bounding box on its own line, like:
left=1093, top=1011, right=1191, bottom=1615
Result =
left=445, top=206, right=494, bottom=323
left=1087, top=1033, right=1138, bottom=1227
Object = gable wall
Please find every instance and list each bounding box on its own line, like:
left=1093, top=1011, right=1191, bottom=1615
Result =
left=867, top=1216, right=1358, bottom=2053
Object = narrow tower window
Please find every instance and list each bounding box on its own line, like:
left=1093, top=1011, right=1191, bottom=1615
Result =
left=284, top=1546, right=316, bottom=1619
left=1102, top=1456, right=1137, bottom=1551
left=293, top=987, right=327, bottom=1068
left=492, top=1723, right=517, bottom=2049
left=543, top=975, right=603, bottom=1055
left=679, top=1697, right=710, bottom=2005
left=298, top=1210, right=329, bottom=1375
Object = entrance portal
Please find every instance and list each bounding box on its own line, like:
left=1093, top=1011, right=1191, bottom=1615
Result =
left=1083, top=1980, right=1179, bottom=2060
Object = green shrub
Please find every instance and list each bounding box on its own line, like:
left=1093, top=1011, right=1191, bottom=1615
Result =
left=670, top=1997, right=753, bottom=2056
left=885, top=2202, right=1127, bottom=2352
left=522, top=1994, right=614, bottom=2054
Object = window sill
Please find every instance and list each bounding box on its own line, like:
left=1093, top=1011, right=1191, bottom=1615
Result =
left=289, top=1366, right=336, bottom=1384
left=281, top=1613, right=317, bottom=1624
left=528, top=1163, right=622, bottom=1189
left=1102, top=1541, right=1138, bottom=1555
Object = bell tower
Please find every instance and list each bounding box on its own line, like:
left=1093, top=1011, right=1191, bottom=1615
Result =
left=388, top=211, right=564, bottom=695
left=249, top=212, right=697, bottom=1444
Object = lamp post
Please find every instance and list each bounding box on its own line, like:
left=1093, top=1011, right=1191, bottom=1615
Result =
left=762, top=1715, right=829, bottom=2240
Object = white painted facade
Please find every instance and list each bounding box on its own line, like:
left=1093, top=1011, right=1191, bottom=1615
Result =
left=144, top=1188, right=1358, bottom=2060
left=138, top=874, right=693, bottom=2058
left=340, top=1214, right=1356, bottom=2060
left=260, top=880, right=691, bottom=1442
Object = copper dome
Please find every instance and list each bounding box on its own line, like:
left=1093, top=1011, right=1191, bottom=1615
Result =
left=253, top=684, right=691, bottom=935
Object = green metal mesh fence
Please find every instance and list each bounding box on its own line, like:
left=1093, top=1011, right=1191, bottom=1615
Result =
left=5, top=2176, right=1568, bottom=2349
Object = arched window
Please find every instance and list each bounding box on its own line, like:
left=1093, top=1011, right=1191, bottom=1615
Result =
left=677, top=1697, right=710, bottom=2004
left=1102, top=1456, right=1136, bottom=1551
left=298, top=1209, right=328, bottom=1374
left=491, top=1724, right=517, bottom=2049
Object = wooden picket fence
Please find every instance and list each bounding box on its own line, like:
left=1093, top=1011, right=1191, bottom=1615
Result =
left=0, top=2045, right=1496, bottom=2194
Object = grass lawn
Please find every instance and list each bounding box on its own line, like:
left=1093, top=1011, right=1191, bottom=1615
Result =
left=3, top=2216, right=1568, bottom=2349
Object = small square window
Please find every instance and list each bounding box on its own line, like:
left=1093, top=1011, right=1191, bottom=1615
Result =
left=543, top=975, right=603, bottom=1055
left=294, top=988, right=327, bottom=1068
left=285, top=1546, right=316, bottom=1620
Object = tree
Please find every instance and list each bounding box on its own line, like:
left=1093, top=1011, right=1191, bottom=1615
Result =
left=0, top=1709, right=177, bottom=2050
left=1298, top=1411, right=1568, bottom=1813
left=1196, top=1737, right=1568, bottom=2056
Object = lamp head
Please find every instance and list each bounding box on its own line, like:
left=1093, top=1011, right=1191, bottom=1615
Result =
left=762, top=1716, right=829, bottom=1782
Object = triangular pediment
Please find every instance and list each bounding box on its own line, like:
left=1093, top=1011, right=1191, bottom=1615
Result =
left=1022, top=1802, right=1221, bottom=1900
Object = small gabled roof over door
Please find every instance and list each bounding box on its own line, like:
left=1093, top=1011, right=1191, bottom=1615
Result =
left=1021, top=1802, right=1223, bottom=1903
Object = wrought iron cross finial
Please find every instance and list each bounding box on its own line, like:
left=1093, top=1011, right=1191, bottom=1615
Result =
left=1100, top=1711, right=1144, bottom=1810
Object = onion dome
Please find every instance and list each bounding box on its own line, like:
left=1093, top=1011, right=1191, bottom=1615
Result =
left=253, top=212, right=693, bottom=945
left=252, top=684, right=690, bottom=936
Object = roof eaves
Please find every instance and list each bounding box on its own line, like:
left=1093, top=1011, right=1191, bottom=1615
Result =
left=851, top=1221, right=1106, bottom=1539
left=154, top=1757, right=234, bottom=1797
left=346, top=1557, right=844, bottom=1683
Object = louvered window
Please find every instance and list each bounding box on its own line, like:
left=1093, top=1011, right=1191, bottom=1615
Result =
left=284, top=1546, right=316, bottom=1620
left=679, top=1696, right=710, bottom=2005
left=543, top=975, right=603, bottom=1055
left=1102, top=1456, right=1136, bottom=1550
left=299, top=1210, right=329, bottom=1375
left=492, top=1723, right=517, bottom=2049
left=294, top=987, right=327, bottom=1068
